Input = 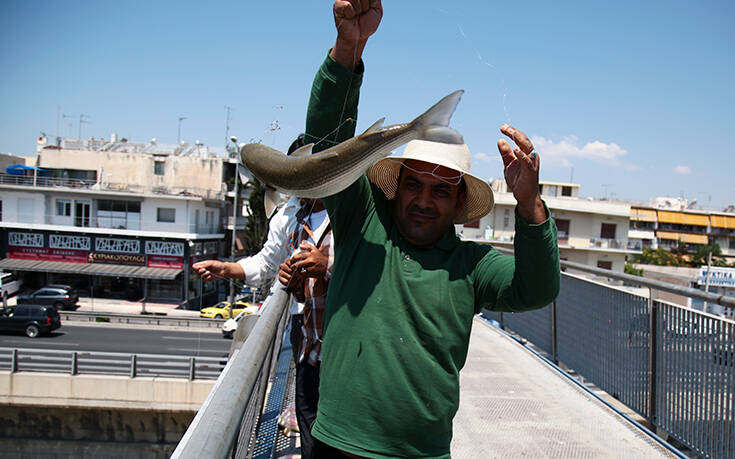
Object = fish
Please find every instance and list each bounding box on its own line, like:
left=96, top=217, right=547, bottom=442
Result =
left=240, top=90, right=465, bottom=217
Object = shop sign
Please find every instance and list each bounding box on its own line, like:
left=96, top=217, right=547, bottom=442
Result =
left=8, top=246, right=87, bottom=263
left=698, top=267, right=735, bottom=288
left=88, top=252, right=146, bottom=265
left=148, top=255, right=184, bottom=269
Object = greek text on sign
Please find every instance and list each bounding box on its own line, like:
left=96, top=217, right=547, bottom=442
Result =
left=88, top=252, right=146, bottom=265
left=698, top=267, right=735, bottom=288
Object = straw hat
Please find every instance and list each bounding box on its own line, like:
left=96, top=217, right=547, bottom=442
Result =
left=366, top=139, right=494, bottom=224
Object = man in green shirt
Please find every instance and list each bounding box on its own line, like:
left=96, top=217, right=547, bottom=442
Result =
left=306, top=2, right=560, bottom=457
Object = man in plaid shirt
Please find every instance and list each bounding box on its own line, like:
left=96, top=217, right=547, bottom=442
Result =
left=278, top=199, right=333, bottom=459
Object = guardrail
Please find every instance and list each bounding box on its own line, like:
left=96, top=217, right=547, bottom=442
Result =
left=172, top=287, right=290, bottom=458
left=60, top=311, right=223, bottom=329
left=484, top=253, right=734, bottom=459
left=0, top=346, right=225, bottom=380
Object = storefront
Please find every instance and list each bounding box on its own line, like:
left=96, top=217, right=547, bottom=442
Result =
left=0, top=230, right=187, bottom=303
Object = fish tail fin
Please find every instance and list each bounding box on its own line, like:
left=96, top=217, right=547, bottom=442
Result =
left=411, top=90, right=465, bottom=144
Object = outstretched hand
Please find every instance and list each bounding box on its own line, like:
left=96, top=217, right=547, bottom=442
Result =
left=497, top=124, right=546, bottom=224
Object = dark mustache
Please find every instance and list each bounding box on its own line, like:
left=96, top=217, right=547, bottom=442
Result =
left=407, top=205, right=438, bottom=218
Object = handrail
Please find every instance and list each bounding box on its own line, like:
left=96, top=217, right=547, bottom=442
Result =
left=171, top=287, right=290, bottom=458
left=494, top=246, right=735, bottom=308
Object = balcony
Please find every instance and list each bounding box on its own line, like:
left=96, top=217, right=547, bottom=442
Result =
left=1, top=212, right=223, bottom=235
left=589, top=237, right=625, bottom=249
left=0, top=173, right=224, bottom=200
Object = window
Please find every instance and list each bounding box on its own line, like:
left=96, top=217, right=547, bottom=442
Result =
left=56, top=199, right=71, bottom=217
left=154, top=161, right=165, bottom=176
left=597, top=260, right=613, bottom=270
left=157, top=208, right=176, bottom=223
left=729, top=238, right=735, bottom=250
left=561, top=186, right=572, bottom=197
left=556, top=219, right=570, bottom=242
left=98, top=200, right=141, bottom=229
left=600, top=223, right=616, bottom=239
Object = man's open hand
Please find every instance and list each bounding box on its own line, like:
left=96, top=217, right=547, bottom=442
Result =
left=497, top=124, right=546, bottom=224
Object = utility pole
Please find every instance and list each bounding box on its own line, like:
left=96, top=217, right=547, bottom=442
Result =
left=56, top=106, right=61, bottom=140
left=79, top=114, right=90, bottom=140
left=62, top=113, right=74, bottom=138
left=228, top=137, right=240, bottom=319
left=703, top=251, right=713, bottom=313
left=177, top=116, right=187, bottom=144
left=224, top=106, right=234, bottom=152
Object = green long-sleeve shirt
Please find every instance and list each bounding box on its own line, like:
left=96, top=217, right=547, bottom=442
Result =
left=306, top=52, right=560, bottom=458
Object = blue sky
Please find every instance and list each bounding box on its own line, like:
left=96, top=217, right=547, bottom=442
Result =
left=1, top=1, right=733, bottom=210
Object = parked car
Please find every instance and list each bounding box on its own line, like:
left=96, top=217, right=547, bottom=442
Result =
left=0, top=272, right=23, bottom=303
left=200, top=300, right=252, bottom=319
left=17, top=284, right=79, bottom=310
left=222, top=305, right=260, bottom=338
left=0, top=303, right=62, bottom=337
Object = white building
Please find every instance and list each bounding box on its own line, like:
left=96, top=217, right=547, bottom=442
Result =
left=457, top=180, right=635, bottom=272
left=0, top=136, right=247, bottom=307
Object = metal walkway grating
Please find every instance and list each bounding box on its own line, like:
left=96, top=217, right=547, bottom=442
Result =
left=451, top=317, right=680, bottom=458
left=253, top=330, right=299, bottom=459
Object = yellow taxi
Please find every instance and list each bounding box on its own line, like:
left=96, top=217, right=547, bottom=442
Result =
left=200, top=301, right=252, bottom=319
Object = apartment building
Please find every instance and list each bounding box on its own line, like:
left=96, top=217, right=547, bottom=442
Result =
left=0, top=136, right=248, bottom=308
left=457, top=180, right=634, bottom=272
left=629, top=201, right=735, bottom=262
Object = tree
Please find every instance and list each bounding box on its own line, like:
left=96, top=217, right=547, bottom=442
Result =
left=631, top=247, right=680, bottom=266
left=690, top=243, right=728, bottom=267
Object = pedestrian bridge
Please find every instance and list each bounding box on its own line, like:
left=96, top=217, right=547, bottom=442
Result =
left=174, top=259, right=734, bottom=459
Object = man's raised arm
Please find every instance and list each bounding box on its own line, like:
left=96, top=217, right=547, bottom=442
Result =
left=304, top=0, right=382, bottom=154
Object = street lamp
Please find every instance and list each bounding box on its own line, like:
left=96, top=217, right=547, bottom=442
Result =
left=227, top=136, right=240, bottom=318
left=177, top=116, right=187, bottom=144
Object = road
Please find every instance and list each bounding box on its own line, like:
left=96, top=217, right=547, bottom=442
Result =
left=0, top=324, right=231, bottom=358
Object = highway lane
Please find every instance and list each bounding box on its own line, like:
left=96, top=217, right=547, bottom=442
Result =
left=0, top=324, right=232, bottom=358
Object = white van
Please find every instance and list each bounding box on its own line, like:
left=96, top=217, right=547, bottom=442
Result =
left=0, top=272, right=23, bottom=303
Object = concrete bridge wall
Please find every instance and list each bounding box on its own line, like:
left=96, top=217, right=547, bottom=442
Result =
left=0, top=372, right=215, bottom=458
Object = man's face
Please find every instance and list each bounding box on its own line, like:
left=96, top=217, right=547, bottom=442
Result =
left=392, top=159, right=466, bottom=246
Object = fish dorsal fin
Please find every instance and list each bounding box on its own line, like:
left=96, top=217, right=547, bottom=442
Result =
left=290, top=143, right=314, bottom=157
left=264, top=186, right=280, bottom=218
left=362, top=118, right=385, bottom=135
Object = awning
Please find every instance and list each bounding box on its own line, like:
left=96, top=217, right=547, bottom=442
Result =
left=654, top=231, right=708, bottom=245
left=630, top=207, right=657, bottom=222
left=679, top=233, right=708, bottom=245
left=0, top=258, right=181, bottom=280
left=5, top=164, right=48, bottom=175
left=656, top=231, right=680, bottom=240
left=710, top=214, right=735, bottom=229
left=657, top=210, right=709, bottom=226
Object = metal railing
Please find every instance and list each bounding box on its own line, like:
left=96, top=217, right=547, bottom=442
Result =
left=484, top=257, right=735, bottom=459
left=0, top=173, right=224, bottom=200
left=0, top=346, right=225, bottom=380
left=60, top=311, right=222, bottom=329
left=172, top=253, right=734, bottom=458
left=172, top=287, right=290, bottom=459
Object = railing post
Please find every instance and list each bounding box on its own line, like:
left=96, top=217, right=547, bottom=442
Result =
left=551, top=300, right=559, bottom=365
left=11, top=349, right=18, bottom=373
left=647, top=287, right=657, bottom=424
left=130, top=354, right=137, bottom=378
left=71, top=351, right=78, bottom=375
left=189, top=357, right=196, bottom=381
